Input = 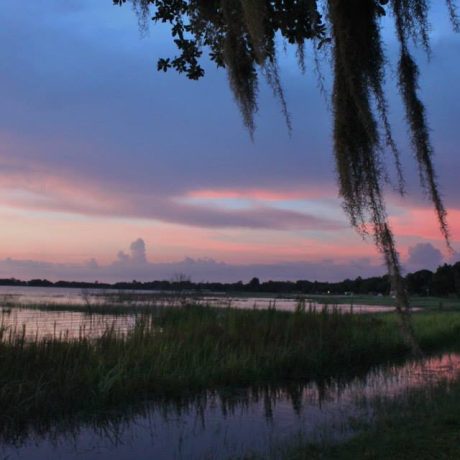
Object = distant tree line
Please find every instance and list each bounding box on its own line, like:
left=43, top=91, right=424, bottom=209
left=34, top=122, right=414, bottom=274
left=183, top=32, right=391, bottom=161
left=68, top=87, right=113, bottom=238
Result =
left=1, top=261, right=459, bottom=297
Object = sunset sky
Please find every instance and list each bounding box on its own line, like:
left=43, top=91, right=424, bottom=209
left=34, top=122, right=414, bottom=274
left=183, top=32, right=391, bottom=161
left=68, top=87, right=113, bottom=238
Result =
left=0, top=1, right=459, bottom=282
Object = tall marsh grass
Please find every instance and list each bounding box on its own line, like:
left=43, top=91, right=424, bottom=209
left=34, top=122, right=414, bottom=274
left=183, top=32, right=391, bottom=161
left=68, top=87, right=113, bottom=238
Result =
left=1, top=305, right=460, bottom=428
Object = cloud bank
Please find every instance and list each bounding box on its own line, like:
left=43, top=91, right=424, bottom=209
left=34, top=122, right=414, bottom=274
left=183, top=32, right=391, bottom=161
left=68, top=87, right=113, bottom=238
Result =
left=0, top=239, right=451, bottom=283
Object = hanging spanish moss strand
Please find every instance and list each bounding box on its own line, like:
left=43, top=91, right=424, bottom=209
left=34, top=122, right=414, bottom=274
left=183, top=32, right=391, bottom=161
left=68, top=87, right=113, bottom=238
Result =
left=390, top=0, right=431, bottom=52
left=297, top=0, right=324, bottom=73
left=446, top=0, right=460, bottom=31
left=123, top=0, right=151, bottom=31
left=312, top=41, right=330, bottom=108
left=378, top=222, right=420, bottom=353
left=221, top=0, right=259, bottom=138
left=328, top=0, right=387, bottom=231
left=398, top=49, right=450, bottom=245
left=296, top=42, right=307, bottom=74
left=392, top=0, right=451, bottom=248
left=239, top=0, right=292, bottom=134
left=328, top=0, right=420, bottom=351
left=373, top=87, right=405, bottom=195
left=263, top=58, right=293, bottom=135
left=239, top=0, right=268, bottom=65
left=358, top=3, right=405, bottom=195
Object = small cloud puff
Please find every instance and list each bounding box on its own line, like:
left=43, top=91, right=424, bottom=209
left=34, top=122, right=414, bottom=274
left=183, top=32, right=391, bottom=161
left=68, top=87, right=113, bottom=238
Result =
left=407, top=243, right=443, bottom=271
left=116, top=238, right=148, bottom=265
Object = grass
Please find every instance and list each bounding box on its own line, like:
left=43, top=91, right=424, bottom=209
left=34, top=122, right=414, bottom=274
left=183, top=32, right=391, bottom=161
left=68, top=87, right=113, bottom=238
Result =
left=284, top=373, right=460, bottom=460
left=1, top=305, right=460, bottom=431
left=308, top=294, right=460, bottom=310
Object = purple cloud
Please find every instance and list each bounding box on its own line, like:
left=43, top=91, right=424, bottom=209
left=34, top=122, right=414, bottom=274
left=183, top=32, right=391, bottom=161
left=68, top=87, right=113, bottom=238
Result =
left=0, top=239, right=385, bottom=283
left=406, top=242, right=444, bottom=271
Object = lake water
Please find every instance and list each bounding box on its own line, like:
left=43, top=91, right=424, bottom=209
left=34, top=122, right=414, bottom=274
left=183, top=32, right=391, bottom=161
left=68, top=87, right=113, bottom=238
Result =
left=0, top=286, right=396, bottom=340
left=0, top=285, right=396, bottom=313
left=0, top=307, right=136, bottom=341
left=1, top=353, right=459, bottom=460
left=0, top=285, right=403, bottom=340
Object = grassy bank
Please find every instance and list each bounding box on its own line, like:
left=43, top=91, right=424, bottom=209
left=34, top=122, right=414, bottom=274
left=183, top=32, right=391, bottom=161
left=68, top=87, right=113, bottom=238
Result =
left=1, top=306, right=460, bottom=429
left=308, top=294, right=460, bottom=310
left=286, top=374, right=460, bottom=460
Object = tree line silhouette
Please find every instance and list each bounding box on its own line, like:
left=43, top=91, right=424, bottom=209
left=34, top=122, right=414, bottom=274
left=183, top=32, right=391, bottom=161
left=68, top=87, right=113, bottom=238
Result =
left=1, top=260, right=459, bottom=296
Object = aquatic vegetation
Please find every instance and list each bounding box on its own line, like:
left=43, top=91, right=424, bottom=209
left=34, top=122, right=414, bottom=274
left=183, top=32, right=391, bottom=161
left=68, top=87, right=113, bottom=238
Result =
left=287, top=369, right=460, bottom=460
left=1, top=305, right=460, bottom=430
left=2, top=351, right=458, bottom=458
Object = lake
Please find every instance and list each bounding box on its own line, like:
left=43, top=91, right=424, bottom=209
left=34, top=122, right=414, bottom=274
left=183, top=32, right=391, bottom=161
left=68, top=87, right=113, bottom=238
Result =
left=0, top=307, right=136, bottom=341
left=0, top=285, right=396, bottom=311
left=0, top=286, right=452, bottom=459
left=0, top=286, right=438, bottom=460
left=0, top=286, right=397, bottom=340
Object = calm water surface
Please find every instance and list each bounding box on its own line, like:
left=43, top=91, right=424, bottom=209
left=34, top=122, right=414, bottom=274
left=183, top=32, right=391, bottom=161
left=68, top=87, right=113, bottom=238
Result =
left=0, top=307, right=136, bottom=340
left=1, top=353, right=459, bottom=460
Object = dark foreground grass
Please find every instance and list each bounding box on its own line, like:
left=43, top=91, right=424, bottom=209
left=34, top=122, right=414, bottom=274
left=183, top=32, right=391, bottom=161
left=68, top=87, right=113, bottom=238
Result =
left=286, top=375, right=460, bottom=460
left=1, top=306, right=460, bottom=429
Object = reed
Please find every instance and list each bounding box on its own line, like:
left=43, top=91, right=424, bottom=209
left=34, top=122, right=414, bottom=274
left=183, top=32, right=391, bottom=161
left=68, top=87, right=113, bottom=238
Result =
left=0, top=305, right=459, bottom=427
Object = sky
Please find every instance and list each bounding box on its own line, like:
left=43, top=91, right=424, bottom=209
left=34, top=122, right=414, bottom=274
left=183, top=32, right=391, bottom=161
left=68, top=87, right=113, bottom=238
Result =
left=0, top=1, right=459, bottom=283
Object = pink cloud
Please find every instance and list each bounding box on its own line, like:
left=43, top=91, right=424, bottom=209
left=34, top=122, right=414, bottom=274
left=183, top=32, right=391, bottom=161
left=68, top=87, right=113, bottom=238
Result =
left=186, top=186, right=334, bottom=201
left=391, top=208, right=460, bottom=242
left=0, top=159, right=345, bottom=232
left=0, top=140, right=456, bottom=272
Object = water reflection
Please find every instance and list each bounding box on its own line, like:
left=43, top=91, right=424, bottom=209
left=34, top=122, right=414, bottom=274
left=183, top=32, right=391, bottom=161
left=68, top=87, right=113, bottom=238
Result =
left=0, top=308, right=136, bottom=340
left=2, top=353, right=459, bottom=460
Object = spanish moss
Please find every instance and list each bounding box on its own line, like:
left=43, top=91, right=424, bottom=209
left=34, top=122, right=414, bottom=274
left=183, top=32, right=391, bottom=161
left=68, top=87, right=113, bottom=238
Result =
left=392, top=0, right=451, bottom=246
left=114, top=0, right=458, bottom=345
left=446, top=0, right=460, bottom=31
left=222, top=0, right=259, bottom=137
